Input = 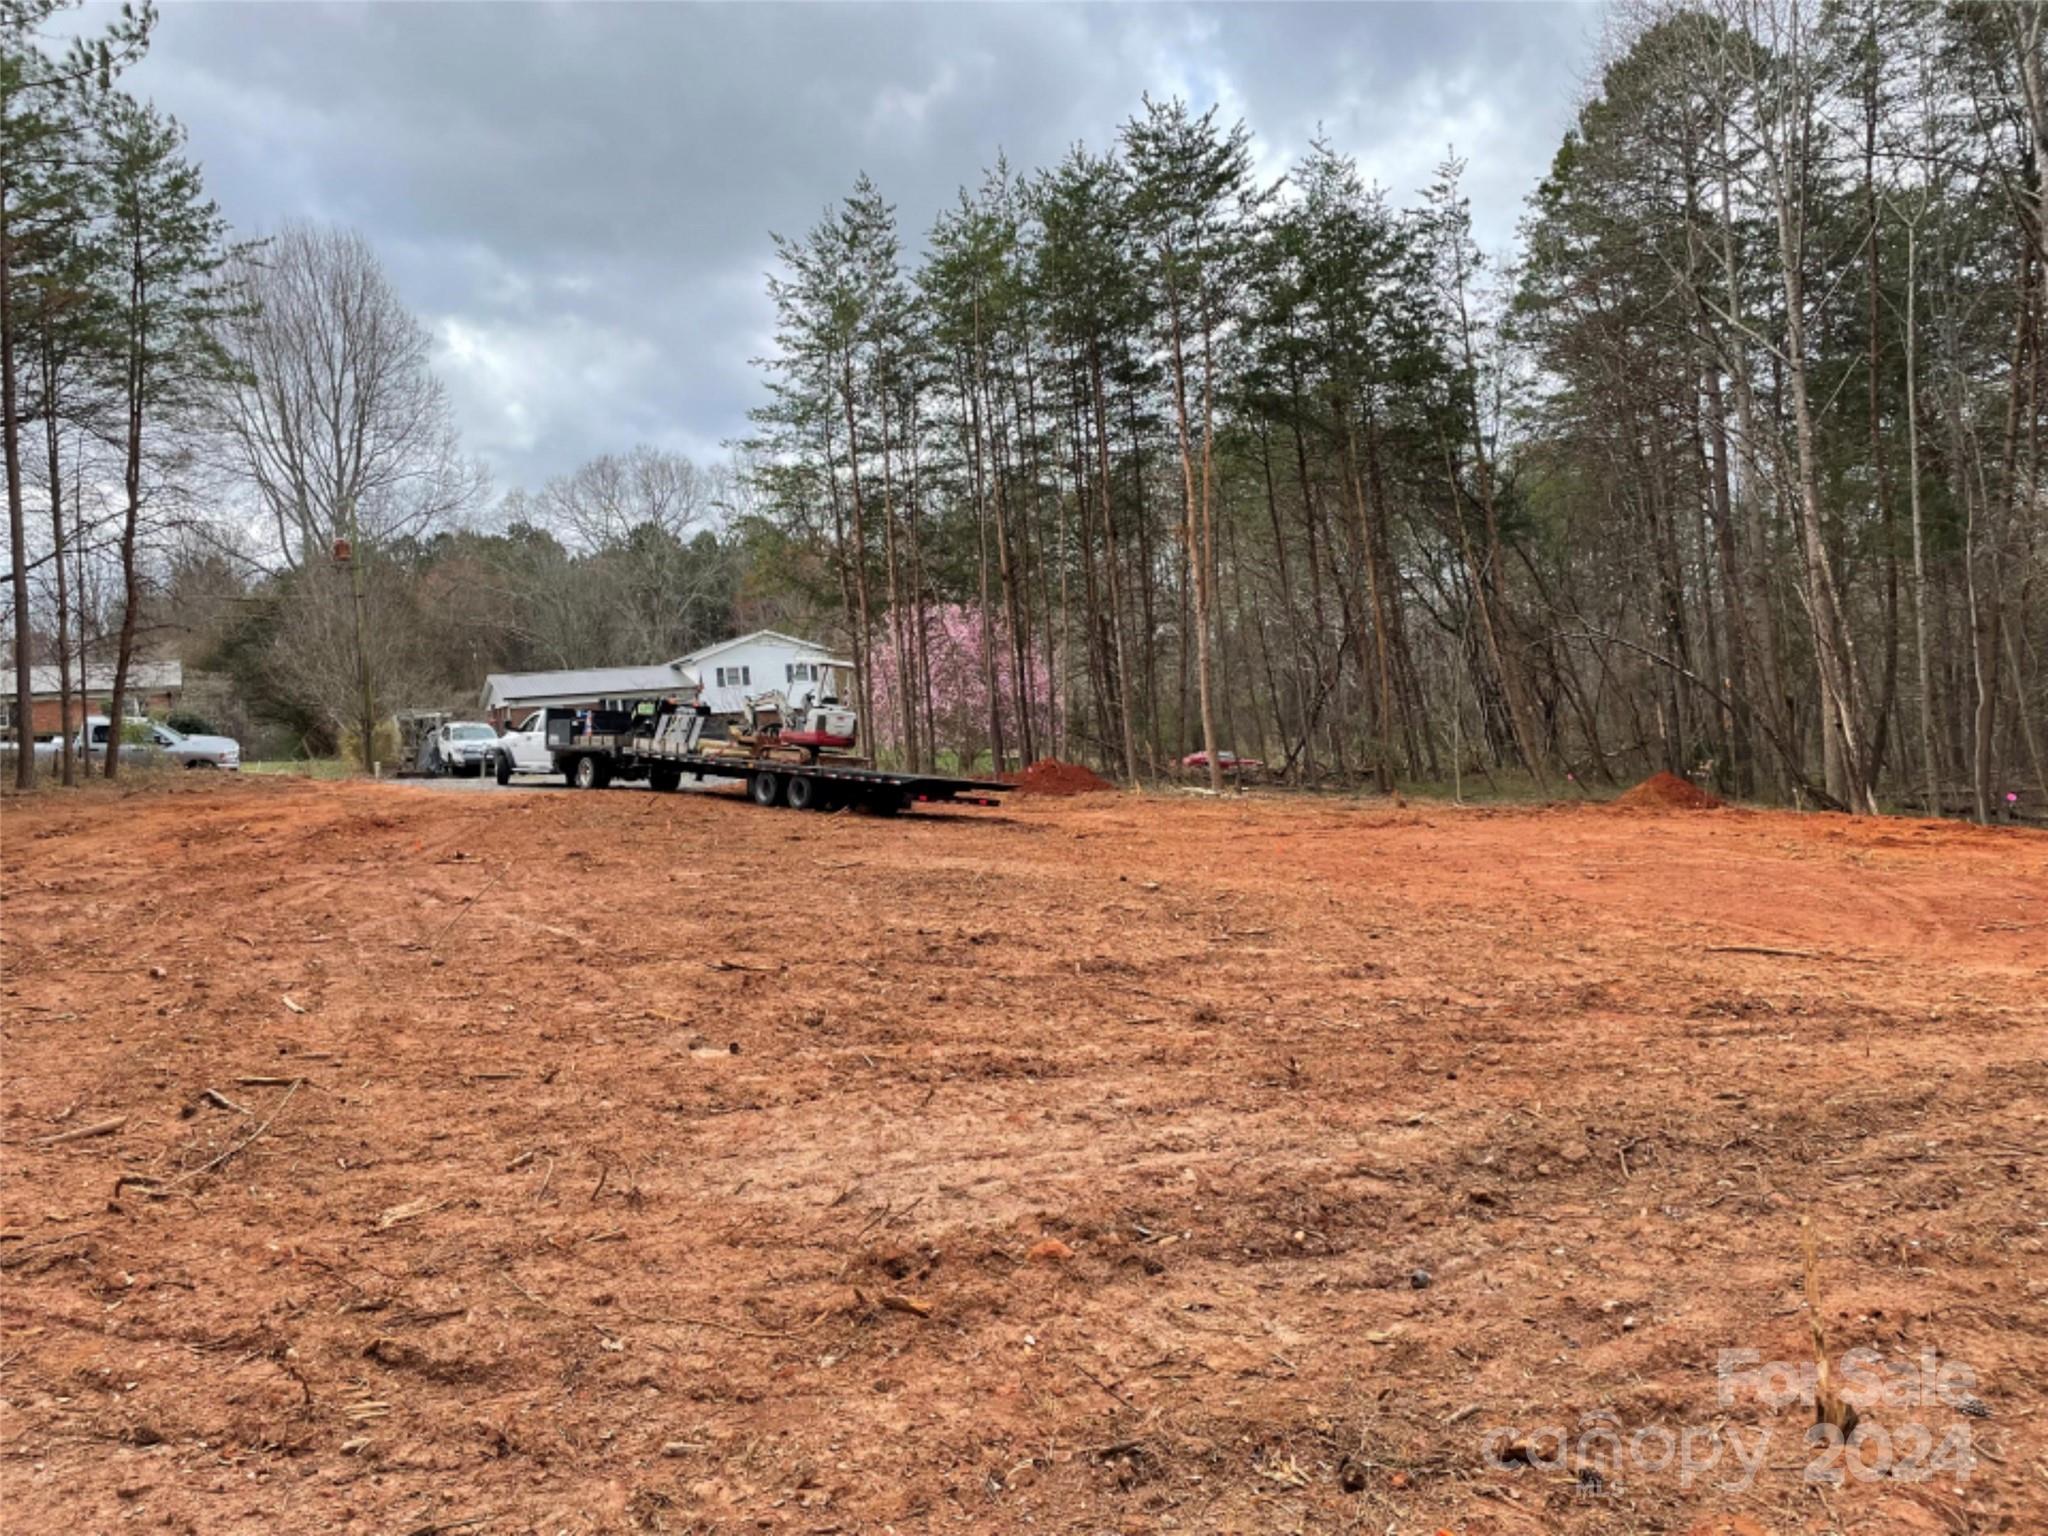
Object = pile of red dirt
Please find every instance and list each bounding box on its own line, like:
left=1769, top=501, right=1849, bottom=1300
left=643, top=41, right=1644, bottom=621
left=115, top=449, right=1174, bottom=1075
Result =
left=1615, top=769, right=1724, bottom=811
left=1007, top=758, right=1115, bottom=796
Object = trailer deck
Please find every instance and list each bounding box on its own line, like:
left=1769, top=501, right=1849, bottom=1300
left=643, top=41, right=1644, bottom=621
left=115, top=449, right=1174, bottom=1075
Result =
left=548, top=719, right=1008, bottom=811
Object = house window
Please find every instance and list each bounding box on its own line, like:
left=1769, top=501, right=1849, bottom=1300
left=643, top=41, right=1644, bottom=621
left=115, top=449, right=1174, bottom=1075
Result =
left=716, top=665, right=751, bottom=689
left=785, top=662, right=818, bottom=684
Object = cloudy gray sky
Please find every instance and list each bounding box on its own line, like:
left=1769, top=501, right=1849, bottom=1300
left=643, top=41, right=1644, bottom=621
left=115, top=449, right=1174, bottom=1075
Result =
left=107, top=1, right=1599, bottom=495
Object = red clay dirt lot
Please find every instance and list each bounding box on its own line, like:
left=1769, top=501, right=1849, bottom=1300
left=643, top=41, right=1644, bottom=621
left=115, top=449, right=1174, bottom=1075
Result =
left=2, top=776, right=2044, bottom=1536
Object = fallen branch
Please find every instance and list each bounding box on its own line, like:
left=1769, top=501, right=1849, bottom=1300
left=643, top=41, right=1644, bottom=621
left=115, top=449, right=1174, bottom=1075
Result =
left=427, top=867, right=508, bottom=953
left=34, top=1116, right=127, bottom=1146
left=151, top=1079, right=301, bottom=1195
left=403, top=1514, right=501, bottom=1536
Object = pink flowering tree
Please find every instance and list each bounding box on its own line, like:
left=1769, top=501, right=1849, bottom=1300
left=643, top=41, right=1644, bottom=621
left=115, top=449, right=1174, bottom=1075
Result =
left=867, top=602, right=1055, bottom=771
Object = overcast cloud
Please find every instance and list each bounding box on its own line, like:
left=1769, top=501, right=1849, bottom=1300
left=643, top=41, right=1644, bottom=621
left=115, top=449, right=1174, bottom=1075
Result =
left=103, top=1, right=1599, bottom=495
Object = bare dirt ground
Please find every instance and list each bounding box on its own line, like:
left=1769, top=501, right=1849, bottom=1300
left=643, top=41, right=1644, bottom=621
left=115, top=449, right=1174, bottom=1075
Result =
left=2, top=776, right=2044, bottom=1536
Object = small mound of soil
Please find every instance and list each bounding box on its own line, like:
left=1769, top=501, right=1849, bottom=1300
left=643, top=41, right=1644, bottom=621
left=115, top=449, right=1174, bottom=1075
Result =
left=1007, top=759, right=1114, bottom=797
left=1615, top=770, right=1723, bottom=811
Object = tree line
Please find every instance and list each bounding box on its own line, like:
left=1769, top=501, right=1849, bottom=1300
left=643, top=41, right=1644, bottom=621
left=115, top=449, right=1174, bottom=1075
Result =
left=2, top=2, right=775, bottom=775
left=6, top=0, right=2042, bottom=818
left=745, top=0, right=2044, bottom=817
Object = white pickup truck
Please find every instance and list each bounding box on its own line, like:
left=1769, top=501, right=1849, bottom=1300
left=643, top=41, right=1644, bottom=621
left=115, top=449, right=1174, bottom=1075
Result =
left=489, top=711, right=555, bottom=783
left=5, top=715, right=242, bottom=770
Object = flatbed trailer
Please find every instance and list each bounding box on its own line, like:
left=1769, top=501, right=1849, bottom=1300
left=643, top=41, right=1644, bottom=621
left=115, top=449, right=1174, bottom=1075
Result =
left=545, top=711, right=1006, bottom=813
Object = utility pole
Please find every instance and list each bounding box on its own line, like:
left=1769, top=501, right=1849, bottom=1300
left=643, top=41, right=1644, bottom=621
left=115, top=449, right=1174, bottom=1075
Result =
left=335, top=513, right=376, bottom=774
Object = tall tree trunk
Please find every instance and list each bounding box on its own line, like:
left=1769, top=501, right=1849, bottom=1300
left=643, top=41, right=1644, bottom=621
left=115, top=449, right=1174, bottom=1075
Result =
left=876, top=385, right=915, bottom=768
left=836, top=348, right=877, bottom=749
left=1902, top=219, right=1939, bottom=814
left=1157, top=251, right=1222, bottom=794
left=1766, top=55, right=1877, bottom=813
left=1363, top=411, right=1427, bottom=777
left=107, top=256, right=145, bottom=780
left=1701, top=360, right=1753, bottom=793
left=819, top=402, right=858, bottom=736
left=1341, top=407, right=1395, bottom=788
left=1447, top=250, right=1548, bottom=788
left=1715, top=114, right=1793, bottom=799
left=1124, top=384, right=1160, bottom=772
left=963, top=351, right=1004, bottom=770
left=903, top=385, right=937, bottom=771
left=1091, top=341, right=1139, bottom=783
left=1862, top=12, right=1900, bottom=794
left=41, top=338, right=72, bottom=785
left=2, top=176, right=33, bottom=789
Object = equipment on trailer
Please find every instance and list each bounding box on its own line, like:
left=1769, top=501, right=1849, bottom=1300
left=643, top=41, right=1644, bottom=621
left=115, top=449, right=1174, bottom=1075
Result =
left=729, top=688, right=860, bottom=762
left=536, top=686, right=1003, bottom=814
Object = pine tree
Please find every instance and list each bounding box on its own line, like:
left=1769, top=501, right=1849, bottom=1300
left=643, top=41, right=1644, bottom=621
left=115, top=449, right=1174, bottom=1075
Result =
left=94, top=94, right=230, bottom=776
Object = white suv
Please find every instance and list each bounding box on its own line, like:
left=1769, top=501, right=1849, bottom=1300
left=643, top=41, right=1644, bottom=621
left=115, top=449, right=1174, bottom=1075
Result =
left=430, top=721, right=500, bottom=776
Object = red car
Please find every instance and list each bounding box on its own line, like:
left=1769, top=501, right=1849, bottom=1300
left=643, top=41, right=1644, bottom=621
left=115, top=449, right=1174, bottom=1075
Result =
left=1181, top=750, right=1265, bottom=773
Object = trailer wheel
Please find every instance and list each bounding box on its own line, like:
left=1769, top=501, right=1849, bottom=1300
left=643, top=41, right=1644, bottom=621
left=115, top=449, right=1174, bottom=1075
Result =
left=495, top=751, right=513, bottom=786
left=749, top=769, right=785, bottom=808
left=785, top=774, right=819, bottom=811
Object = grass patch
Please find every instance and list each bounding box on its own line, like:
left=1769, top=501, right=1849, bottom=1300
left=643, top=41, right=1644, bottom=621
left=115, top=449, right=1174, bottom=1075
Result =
left=243, top=758, right=354, bottom=780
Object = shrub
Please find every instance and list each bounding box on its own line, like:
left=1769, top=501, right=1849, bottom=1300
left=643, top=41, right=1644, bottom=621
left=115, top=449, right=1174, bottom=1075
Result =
left=337, top=718, right=403, bottom=773
left=166, top=709, right=218, bottom=736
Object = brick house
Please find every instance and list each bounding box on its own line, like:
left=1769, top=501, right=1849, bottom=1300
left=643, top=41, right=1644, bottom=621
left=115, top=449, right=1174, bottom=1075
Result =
left=1, top=662, right=184, bottom=737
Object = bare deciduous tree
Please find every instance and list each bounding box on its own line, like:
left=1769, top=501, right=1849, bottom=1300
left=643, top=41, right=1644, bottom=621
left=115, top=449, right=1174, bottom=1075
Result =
left=216, top=224, right=480, bottom=566
left=212, top=223, right=481, bottom=767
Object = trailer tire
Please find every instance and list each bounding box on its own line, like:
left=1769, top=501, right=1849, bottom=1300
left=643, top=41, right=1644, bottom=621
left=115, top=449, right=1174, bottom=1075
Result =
left=749, top=769, right=785, bottom=808
left=785, top=773, right=819, bottom=811
left=495, top=751, right=513, bottom=786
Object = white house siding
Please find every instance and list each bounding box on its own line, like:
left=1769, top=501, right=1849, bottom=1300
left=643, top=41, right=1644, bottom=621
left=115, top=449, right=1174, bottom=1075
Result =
left=684, top=634, right=852, bottom=714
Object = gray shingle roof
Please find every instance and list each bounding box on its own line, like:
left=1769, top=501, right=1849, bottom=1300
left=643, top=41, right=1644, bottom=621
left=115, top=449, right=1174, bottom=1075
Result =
left=481, top=662, right=699, bottom=709
left=27, top=661, right=182, bottom=697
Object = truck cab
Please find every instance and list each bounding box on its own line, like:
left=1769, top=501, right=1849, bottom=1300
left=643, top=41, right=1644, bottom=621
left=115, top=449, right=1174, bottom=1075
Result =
left=492, top=711, right=556, bottom=781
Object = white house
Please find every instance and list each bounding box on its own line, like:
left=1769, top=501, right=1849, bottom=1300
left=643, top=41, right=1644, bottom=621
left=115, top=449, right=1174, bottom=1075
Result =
left=676, top=630, right=854, bottom=714
left=479, top=631, right=852, bottom=722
